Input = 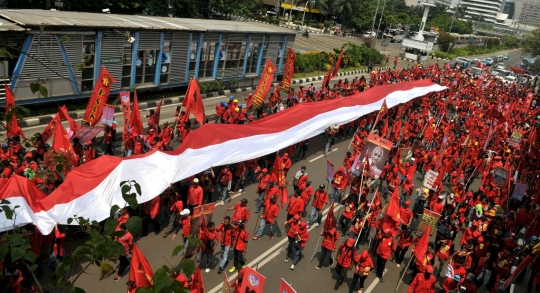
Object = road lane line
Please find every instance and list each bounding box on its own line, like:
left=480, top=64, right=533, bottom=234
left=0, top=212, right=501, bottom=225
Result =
left=207, top=203, right=342, bottom=293
left=364, top=268, right=388, bottom=293
left=309, top=148, right=338, bottom=162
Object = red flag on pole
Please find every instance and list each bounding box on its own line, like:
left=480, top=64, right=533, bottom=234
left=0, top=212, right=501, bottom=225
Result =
left=128, top=243, right=154, bottom=290
left=332, top=48, right=345, bottom=77
left=82, top=66, right=115, bottom=126
left=41, top=114, right=61, bottom=142
left=130, top=91, right=144, bottom=138
left=414, top=226, right=430, bottom=263
left=187, top=79, right=205, bottom=125
left=252, top=59, right=277, bottom=109
left=52, top=121, right=74, bottom=154
left=381, top=116, right=389, bottom=138
left=59, top=105, right=80, bottom=134
left=322, top=65, right=333, bottom=89
left=372, top=99, right=388, bottom=132
left=4, top=83, right=15, bottom=113
left=190, top=266, right=205, bottom=293
left=528, top=127, right=537, bottom=146
left=323, top=202, right=337, bottom=231
left=270, top=152, right=288, bottom=207
left=381, top=187, right=401, bottom=236
left=6, top=113, right=25, bottom=138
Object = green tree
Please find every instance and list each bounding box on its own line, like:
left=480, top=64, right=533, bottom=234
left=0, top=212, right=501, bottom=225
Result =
left=522, top=24, right=540, bottom=57
left=437, top=32, right=456, bottom=53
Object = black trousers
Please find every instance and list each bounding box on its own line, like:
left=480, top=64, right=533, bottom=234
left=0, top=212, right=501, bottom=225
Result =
left=233, top=249, right=245, bottom=270
left=376, top=254, right=387, bottom=278
left=318, top=246, right=332, bottom=267
left=118, top=255, right=130, bottom=276
left=142, top=215, right=161, bottom=235
left=287, top=236, right=295, bottom=258
left=335, top=263, right=349, bottom=286
left=350, top=274, right=368, bottom=293
left=395, top=246, right=409, bottom=264
left=339, top=215, right=351, bottom=235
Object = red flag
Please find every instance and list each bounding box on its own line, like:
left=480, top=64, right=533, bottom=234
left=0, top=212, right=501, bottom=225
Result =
left=372, top=190, right=382, bottom=209
left=52, top=121, right=73, bottom=154
left=181, top=79, right=193, bottom=124
left=339, top=170, right=351, bottom=191
left=130, top=91, right=144, bottom=137
left=350, top=133, right=364, bottom=152
left=239, top=266, right=266, bottom=293
left=528, top=127, right=537, bottom=146
left=190, top=266, right=205, bottom=293
left=273, top=83, right=281, bottom=99
left=189, top=79, right=205, bottom=125
left=392, top=118, right=402, bottom=141
left=128, top=243, right=154, bottom=289
left=414, top=226, right=430, bottom=264
left=154, top=98, right=163, bottom=127
left=323, top=202, right=337, bottom=231
left=279, top=278, right=297, bottom=293
left=385, top=187, right=401, bottom=222
left=381, top=117, right=389, bottom=138
left=332, top=48, right=345, bottom=77
left=82, top=66, right=116, bottom=126
left=372, top=99, right=388, bottom=131
left=322, top=65, right=333, bottom=89
left=363, top=150, right=370, bottom=177
left=59, top=105, right=80, bottom=133
left=270, top=153, right=288, bottom=206
left=280, top=48, right=296, bottom=93
left=394, top=149, right=406, bottom=175
left=4, top=83, right=15, bottom=113
left=41, top=114, right=61, bottom=142
left=252, top=59, right=277, bottom=109
left=6, top=113, right=25, bottom=138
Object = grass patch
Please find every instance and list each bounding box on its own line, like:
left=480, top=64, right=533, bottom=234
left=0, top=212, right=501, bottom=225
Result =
left=292, top=65, right=369, bottom=79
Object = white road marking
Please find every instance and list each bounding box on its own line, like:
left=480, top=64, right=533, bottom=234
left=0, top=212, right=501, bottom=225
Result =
left=207, top=203, right=341, bottom=293
left=309, top=148, right=338, bottom=162
left=364, top=268, right=388, bottom=293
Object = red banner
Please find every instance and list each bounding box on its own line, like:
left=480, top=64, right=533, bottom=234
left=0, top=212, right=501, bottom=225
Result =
left=83, top=67, right=116, bottom=126
left=120, top=91, right=131, bottom=138
left=239, top=266, right=266, bottom=293
left=280, top=48, right=296, bottom=93
left=252, top=59, right=277, bottom=109
left=222, top=273, right=232, bottom=293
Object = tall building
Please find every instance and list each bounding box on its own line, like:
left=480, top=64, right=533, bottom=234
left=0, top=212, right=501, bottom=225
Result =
left=434, top=0, right=461, bottom=7
left=503, top=0, right=515, bottom=19
left=518, top=2, right=540, bottom=25
left=459, top=0, right=505, bottom=23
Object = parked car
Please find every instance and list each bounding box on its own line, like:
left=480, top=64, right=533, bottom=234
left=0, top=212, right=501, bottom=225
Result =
left=505, top=76, right=518, bottom=84
left=468, top=67, right=483, bottom=76
left=496, top=55, right=504, bottom=62
left=503, top=54, right=509, bottom=60
left=483, top=58, right=494, bottom=66
left=495, top=64, right=505, bottom=70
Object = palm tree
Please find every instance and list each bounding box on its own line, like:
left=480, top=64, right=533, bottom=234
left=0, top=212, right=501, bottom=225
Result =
left=332, top=0, right=358, bottom=31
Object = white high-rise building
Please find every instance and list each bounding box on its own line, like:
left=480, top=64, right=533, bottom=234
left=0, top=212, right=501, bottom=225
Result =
left=459, top=0, right=505, bottom=23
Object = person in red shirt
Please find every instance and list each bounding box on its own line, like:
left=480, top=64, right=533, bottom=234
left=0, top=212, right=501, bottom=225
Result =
left=217, top=216, right=234, bottom=274
left=334, top=238, right=358, bottom=290
left=172, top=209, right=192, bottom=246
left=187, top=178, right=204, bottom=211
left=84, top=141, right=97, bottom=163
left=300, top=180, right=313, bottom=217
left=115, top=207, right=130, bottom=231
left=6, top=266, right=24, bottom=293
left=350, top=250, right=374, bottom=293
left=429, top=195, right=445, bottom=215
left=53, top=223, right=66, bottom=262
left=376, top=231, right=394, bottom=282
left=199, top=221, right=219, bottom=273
left=290, top=221, right=309, bottom=270
left=400, top=201, right=414, bottom=230
left=216, top=166, right=233, bottom=206
left=331, top=167, right=346, bottom=203
left=395, top=229, right=414, bottom=267
left=227, top=198, right=250, bottom=224
left=229, top=220, right=248, bottom=273
left=461, top=221, right=481, bottom=245
left=103, top=125, right=114, bottom=155
left=253, top=195, right=279, bottom=240
left=317, top=225, right=340, bottom=269
left=407, top=265, right=436, bottom=293
left=114, top=223, right=133, bottom=281
left=441, top=275, right=461, bottom=293
left=338, top=196, right=356, bottom=236
left=281, top=153, right=292, bottom=176
left=286, top=190, right=305, bottom=220
left=308, top=184, right=328, bottom=228
left=163, top=198, right=183, bottom=238
left=142, top=196, right=161, bottom=236
left=284, top=214, right=301, bottom=262
left=255, top=168, right=270, bottom=213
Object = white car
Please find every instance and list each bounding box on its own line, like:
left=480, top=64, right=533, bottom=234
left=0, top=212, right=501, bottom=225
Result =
left=495, top=64, right=505, bottom=70
left=504, top=76, right=518, bottom=83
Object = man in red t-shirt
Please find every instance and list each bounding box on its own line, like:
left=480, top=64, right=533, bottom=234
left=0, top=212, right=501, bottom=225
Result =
left=187, top=178, right=204, bottom=211
left=217, top=216, right=234, bottom=274
left=227, top=198, right=250, bottom=224
left=286, top=190, right=305, bottom=220
left=375, top=231, right=394, bottom=282
left=308, top=184, right=328, bottom=228
left=400, top=201, right=414, bottom=230
left=253, top=195, right=279, bottom=240
left=114, top=224, right=133, bottom=281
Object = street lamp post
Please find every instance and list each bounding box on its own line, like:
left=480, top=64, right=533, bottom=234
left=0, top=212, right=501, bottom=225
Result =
left=289, top=0, right=295, bottom=23
left=376, top=0, right=387, bottom=39
left=302, top=0, right=315, bottom=28
left=370, top=0, right=381, bottom=37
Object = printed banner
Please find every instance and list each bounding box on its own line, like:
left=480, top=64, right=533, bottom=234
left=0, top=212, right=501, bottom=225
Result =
left=279, top=278, right=297, bottom=293
left=493, top=167, right=509, bottom=187
left=512, top=182, right=527, bottom=201
left=101, top=104, right=115, bottom=126
left=400, top=147, right=413, bottom=163
left=524, top=92, right=534, bottom=111
left=423, top=170, right=440, bottom=191
left=252, top=59, right=277, bottom=109
left=239, top=266, right=266, bottom=293
left=120, top=91, right=131, bottom=137
left=190, top=203, right=216, bottom=237
left=326, top=160, right=334, bottom=183
left=357, top=133, right=393, bottom=179
left=418, top=208, right=441, bottom=236
left=82, top=66, right=116, bottom=126
left=508, top=129, right=524, bottom=147
left=280, top=48, right=296, bottom=93
left=75, top=125, right=105, bottom=143
left=222, top=273, right=231, bottom=293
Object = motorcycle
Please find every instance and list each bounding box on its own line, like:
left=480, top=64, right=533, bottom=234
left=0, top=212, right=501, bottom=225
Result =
left=302, top=30, right=309, bottom=38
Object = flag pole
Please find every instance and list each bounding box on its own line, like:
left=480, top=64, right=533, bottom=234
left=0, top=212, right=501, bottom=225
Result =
left=354, top=187, right=378, bottom=247
left=310, top=235, right=322, bottom=261
left=395, top=253, right=415, bottom=291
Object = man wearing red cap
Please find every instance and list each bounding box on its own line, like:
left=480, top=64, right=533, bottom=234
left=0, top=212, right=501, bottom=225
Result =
left=290, top=221, right=309, bottom=270
left=334, top=238, right=358, bottom=290
left=284, top=214, right=301, bottom=262
left=350, top=250, right=374, bottom=293
left=407, top=265, right=436, bottom=293
left=375, top=230, right=394, bottom=282
left=255, top=168, right=270, bottom=213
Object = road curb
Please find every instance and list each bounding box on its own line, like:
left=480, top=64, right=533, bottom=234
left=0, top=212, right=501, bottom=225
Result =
left=19, top=67, right=386, bottom=129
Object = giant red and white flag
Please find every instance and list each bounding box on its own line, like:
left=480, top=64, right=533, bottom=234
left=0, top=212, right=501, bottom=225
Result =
left=0, top=80, right=446, bottom=234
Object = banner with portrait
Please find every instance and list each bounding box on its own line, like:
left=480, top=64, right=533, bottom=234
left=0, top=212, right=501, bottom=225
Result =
left=356, top=133, right=393, bottom=179
left=508, top=129, right=524, bottom=148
